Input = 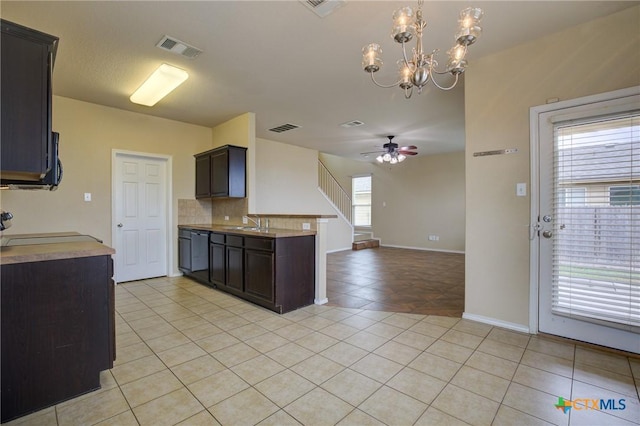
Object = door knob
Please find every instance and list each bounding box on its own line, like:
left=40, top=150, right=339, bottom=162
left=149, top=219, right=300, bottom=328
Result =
left=542, top=230, right=553, bottom=238
left=543, top=215, right=552, bottom=223
left=117, top=223, right=123, bottom=228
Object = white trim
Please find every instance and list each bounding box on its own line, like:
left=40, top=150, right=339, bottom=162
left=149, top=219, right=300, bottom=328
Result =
left=326, top=247, right=352, bottom=254
left=317, top=187, right=354, bottom=231
left=463, top=312, right=531, bottom=334
left=111, top=149, right=173, bottom=283
left=380, top=243, right=465, bottom=255
left=529, top=85, right=640, bottom=336
left=314, top=298, right=328, bottom=305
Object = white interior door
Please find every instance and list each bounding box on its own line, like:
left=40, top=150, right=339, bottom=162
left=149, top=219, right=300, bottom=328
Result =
left=532, top=87, right=640, bottom=353
left=114, top=152, right=168, bottom=283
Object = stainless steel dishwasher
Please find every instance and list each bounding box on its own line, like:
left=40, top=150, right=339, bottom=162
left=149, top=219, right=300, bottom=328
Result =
left=190, top=230, right=209, bottom=283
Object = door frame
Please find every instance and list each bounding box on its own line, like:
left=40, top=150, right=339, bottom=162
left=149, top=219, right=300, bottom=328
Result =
left=528, top=85, right=640, bottom=334
left=111, top=149, right=173, bottom=283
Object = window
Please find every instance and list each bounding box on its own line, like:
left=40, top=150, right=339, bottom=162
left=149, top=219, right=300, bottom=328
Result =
left=552, top=113, right=639, bottom=328
left=609, top=185, right=640, bottom=206
left=558, top=187, right=586, bottom=206
left=352, top=175, right=371, bottom=227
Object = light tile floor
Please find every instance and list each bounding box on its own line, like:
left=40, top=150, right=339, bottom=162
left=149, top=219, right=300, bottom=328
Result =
left=8, top=276, right=640, bottom=426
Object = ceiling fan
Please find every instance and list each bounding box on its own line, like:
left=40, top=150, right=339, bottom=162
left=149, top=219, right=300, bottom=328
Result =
left=361, top=136, right=418, bottom=164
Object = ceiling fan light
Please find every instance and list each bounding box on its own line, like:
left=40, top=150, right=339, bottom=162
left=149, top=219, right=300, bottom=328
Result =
left=383, top=153, right=392, bottom=162
left=376, top=155, right=384, bottom=163
left=390, top=156, right=398, bottom=164
left=398, top=154, right=407, bottom=162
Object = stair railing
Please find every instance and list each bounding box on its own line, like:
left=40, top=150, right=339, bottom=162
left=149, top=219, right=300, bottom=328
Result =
left=318, top=160, right=353, bottom=224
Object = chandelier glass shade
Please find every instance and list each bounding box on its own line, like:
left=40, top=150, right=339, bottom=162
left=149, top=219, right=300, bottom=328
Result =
left=362, top=0, right=484, bottom=99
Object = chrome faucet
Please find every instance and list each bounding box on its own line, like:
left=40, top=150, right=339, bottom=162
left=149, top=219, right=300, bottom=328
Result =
left=246, top=215, right=261, bottom=228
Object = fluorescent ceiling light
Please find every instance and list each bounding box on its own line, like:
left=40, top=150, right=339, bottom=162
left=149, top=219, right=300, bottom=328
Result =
left=130, top=63, right=188, bottom=106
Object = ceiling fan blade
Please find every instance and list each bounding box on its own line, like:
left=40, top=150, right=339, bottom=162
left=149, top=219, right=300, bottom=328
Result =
left=360, top=150, right=385, bottom=155
left=399, top=145, right=417, bottom=150
left=399, top=151, right=418, bottom=155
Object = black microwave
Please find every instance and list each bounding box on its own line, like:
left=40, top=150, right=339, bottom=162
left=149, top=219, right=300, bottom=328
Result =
left=1, top=132, right=63, bottom=190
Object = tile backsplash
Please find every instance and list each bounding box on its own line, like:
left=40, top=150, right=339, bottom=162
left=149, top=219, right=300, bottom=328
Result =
left=178, top=198, right=320, bottom=231
left=177, top=199, right=213, bottom=225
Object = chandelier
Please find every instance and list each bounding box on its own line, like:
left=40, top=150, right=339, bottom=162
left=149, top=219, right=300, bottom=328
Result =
left=361, top=0, right=484, bottom=99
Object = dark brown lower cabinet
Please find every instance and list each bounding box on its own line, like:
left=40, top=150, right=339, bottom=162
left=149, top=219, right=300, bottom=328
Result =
left=245, top=247, right=275, bottom=304
left=209, top=233, right=225, bottom=287
left=186, top=228, right=315, bottom=314
left=225, top=235, right=244, bottom=295
left=1, top=255, right=115, bottom=423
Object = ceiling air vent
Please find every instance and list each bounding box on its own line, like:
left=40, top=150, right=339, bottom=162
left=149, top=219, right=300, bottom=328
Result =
left=340, top=120, right=364, bottom=128
left=300, top=0, right=345, bottom=18
left=156, top=35, right=203, bottom=59
left=268, top=123, right=300, bottom=133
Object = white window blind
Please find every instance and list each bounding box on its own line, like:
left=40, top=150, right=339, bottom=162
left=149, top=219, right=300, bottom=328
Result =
left=553, top=113, right=640, bottom=330
left=352, top=176, right=372, bottom=227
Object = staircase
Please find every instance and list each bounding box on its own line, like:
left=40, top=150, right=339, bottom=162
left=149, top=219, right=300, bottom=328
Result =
left=352, top=229, right=380, bottom=250
left=318, top=160, right=379, bottom=250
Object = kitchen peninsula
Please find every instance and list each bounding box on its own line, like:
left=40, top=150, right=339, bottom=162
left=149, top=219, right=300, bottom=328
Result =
left=178, top=223, right=316, bottom=314
left=0, top=232, right=115, bottom=423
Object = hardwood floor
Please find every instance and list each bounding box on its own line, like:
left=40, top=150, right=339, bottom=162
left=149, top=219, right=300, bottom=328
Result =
left=326, top=247, right=464, bottom=316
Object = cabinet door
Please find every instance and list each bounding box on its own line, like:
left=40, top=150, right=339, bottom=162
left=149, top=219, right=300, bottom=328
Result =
left=210, top=243, right=225, bottom=286
left=210, top=149, right=229, bottom=197
left=226, top=246, right=243, bottom=292
left=178, top=237, right=191, bottom=272
left=245, top=249, right=275, bottom=303
left=195, top=154, right=211, bottom=198
left=227, top=147, right=246, bottom=198
left=0, top=24, right=52, bottom=180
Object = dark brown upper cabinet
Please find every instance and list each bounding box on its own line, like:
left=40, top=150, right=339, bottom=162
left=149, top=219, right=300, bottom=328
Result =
left=195, top=145, right=247, bottom=199
left=1, top=19, right=58, bottom=182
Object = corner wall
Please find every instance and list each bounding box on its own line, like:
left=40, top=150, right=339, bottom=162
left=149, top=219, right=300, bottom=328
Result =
left=464, top=6, right=640, bottom=328
left=254, top=138, right=352, bottom=252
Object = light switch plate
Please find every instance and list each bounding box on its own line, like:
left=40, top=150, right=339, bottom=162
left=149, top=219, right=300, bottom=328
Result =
left=84, top=193, right=91, bottom=201
left=516, top=183, right=527, bottom=197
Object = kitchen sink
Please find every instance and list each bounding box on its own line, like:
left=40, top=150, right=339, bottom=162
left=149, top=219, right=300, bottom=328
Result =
left=223, top=226, right=268, bottom=232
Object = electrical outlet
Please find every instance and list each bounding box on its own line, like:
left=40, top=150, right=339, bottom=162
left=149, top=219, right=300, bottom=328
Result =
left=224, top=216, right=229, bottom=221
left=84, top=193, right=91, bottom=202
left=428, top=235, right=439, bottom=241
left=302, top=223, right=311, bottom=230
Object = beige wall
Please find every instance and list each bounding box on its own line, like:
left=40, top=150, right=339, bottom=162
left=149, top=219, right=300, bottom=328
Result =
left=319, top=151, right=466, bottom=252
left=373, top=152, right=465, bottom=252
left=254, top=138, right=353, bottom=251
left=1, top=95, right=212, bottom=275
left=464, top=6, right=640, bottom=328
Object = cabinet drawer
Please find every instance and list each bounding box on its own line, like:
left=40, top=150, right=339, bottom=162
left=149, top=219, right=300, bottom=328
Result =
left=226, top=235, right=243, bottom=247
left=179, top=229, right=191, bottom=239
left=245, top=237, right=274, bottom=252
left=210, top=233, right=225, bottom=244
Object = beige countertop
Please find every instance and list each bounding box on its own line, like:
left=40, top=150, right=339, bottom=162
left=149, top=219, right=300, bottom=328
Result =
left=0, top=232, right=115, bottom=265
left=179, top=224, right=316, bottom=238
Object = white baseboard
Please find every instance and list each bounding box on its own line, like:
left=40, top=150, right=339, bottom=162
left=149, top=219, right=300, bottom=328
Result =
left=326, top=247, right=352, bottom=254
left=381, top=243, right=465, bottom=255
left=314, top=298, right=328, bottom=305
left=462, top=312, right=531, bottom=334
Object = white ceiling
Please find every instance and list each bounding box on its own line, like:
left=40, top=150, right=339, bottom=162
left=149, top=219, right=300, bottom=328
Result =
left=2, top=1, right=636, bottom=160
